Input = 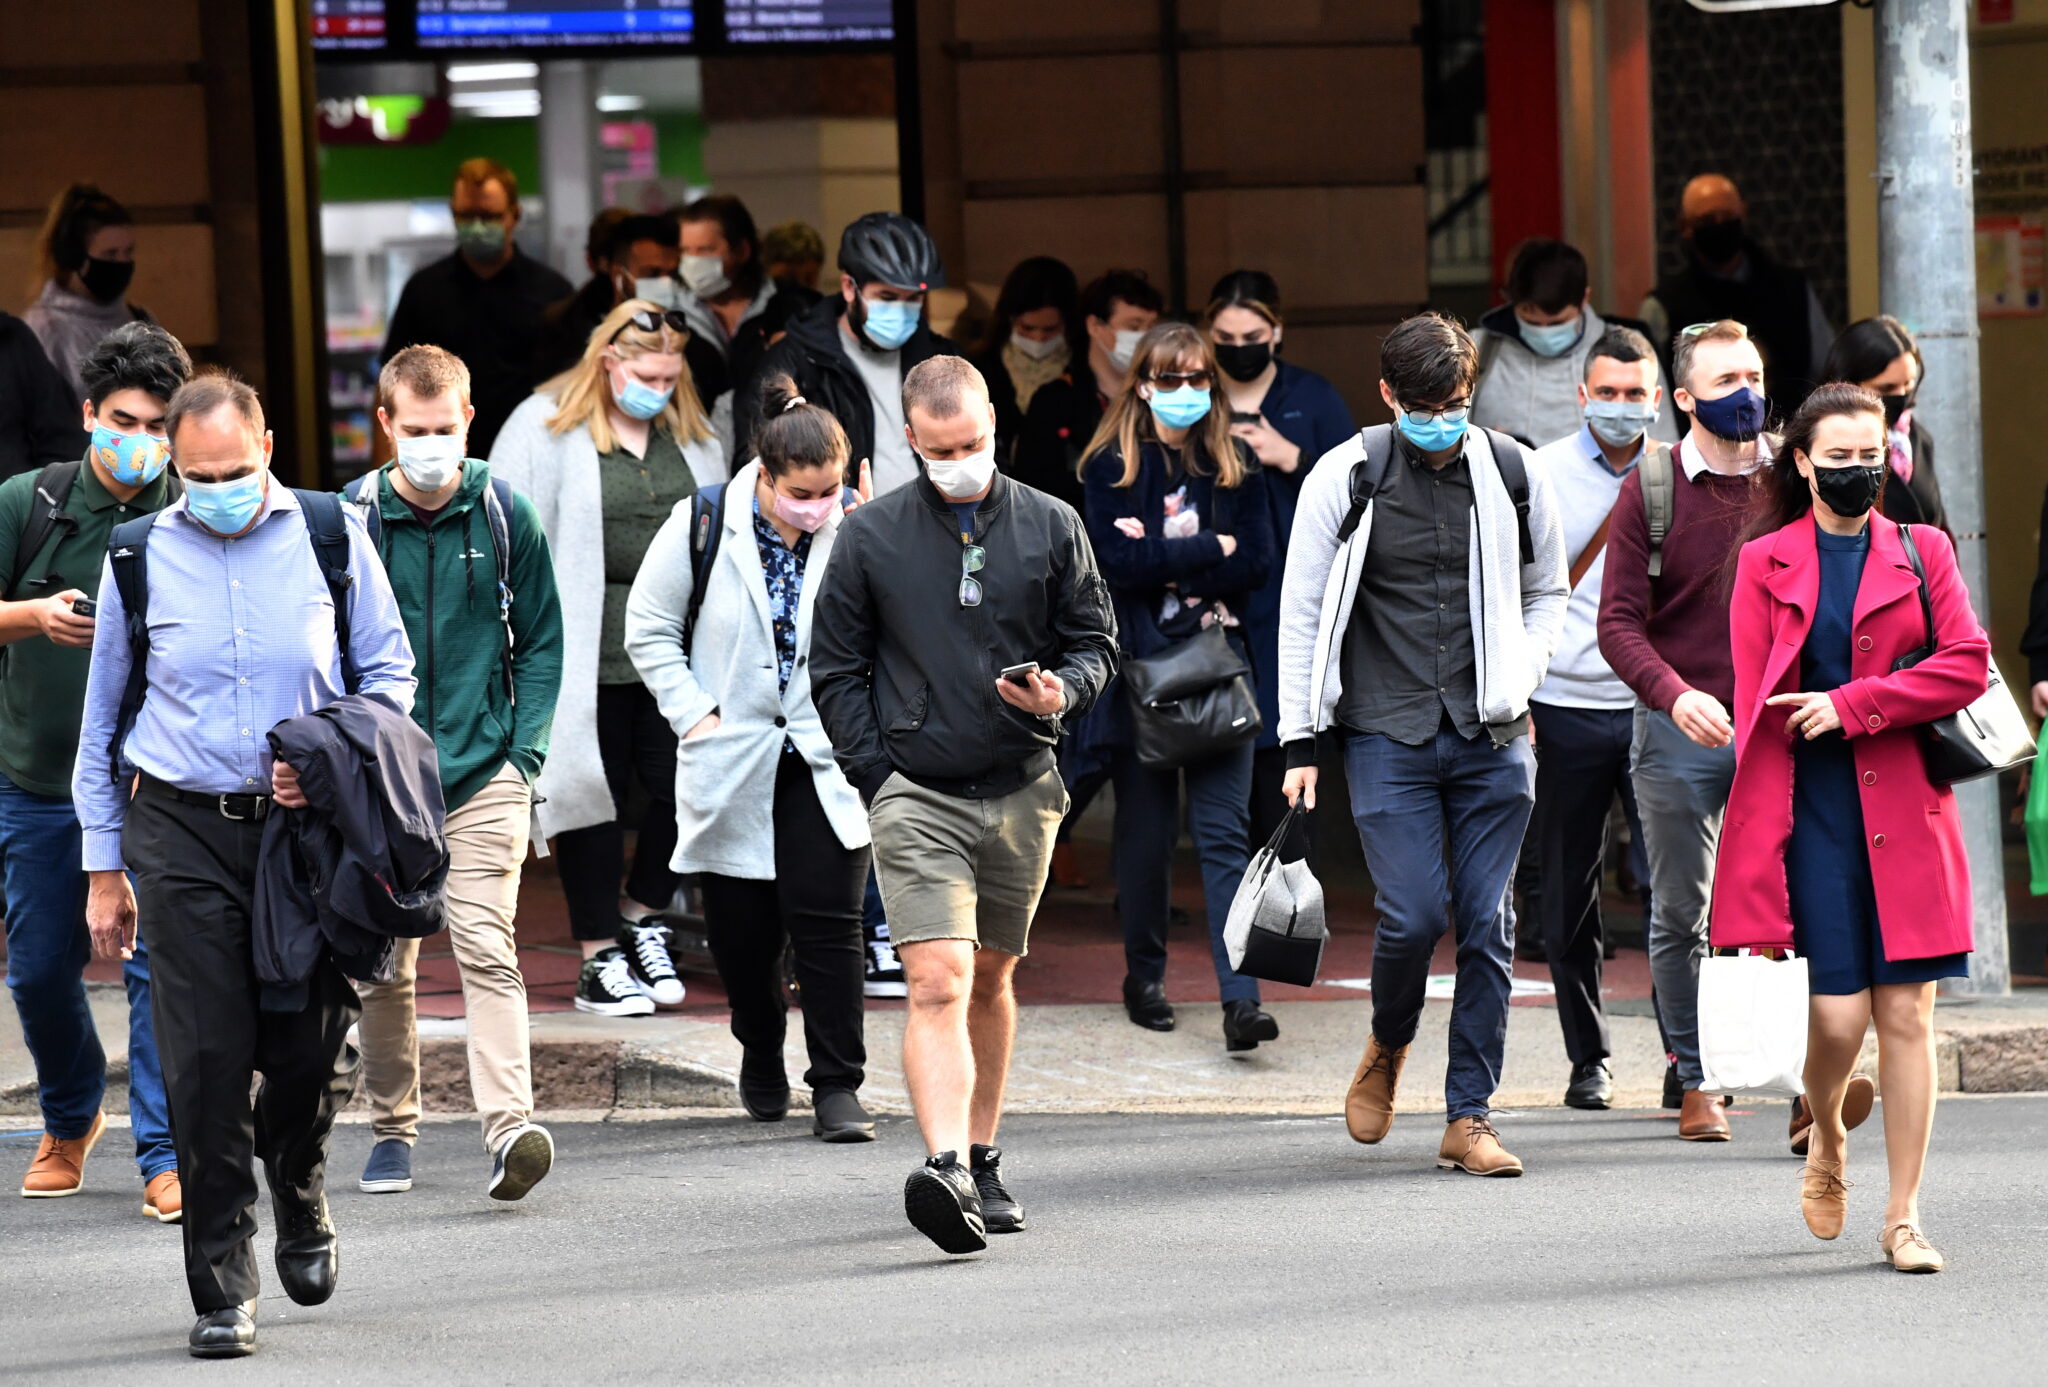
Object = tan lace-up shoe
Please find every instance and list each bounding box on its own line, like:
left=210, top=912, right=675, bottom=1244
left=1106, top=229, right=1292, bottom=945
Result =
left=21, top=1111, right=107, bottom=1197
left=1881, top=1222, right=1944, bottom=1273
left=1800, top=1158, right=1851, bottom=1239
left=1436, top=1116, right=1524, bottom=1177
left=144, top=1171, right=184, bottom=1223
left=1344, top=1037, right=1408, bottom=1144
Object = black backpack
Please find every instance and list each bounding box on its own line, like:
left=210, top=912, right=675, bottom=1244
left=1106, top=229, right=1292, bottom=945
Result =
left=102, top=489, right=357, bottom=784
left=680, top=480, right=858, bottom=656
left=1336, top=424, right=1534, bottom=564
left=8, top=459, right=184, bottom=596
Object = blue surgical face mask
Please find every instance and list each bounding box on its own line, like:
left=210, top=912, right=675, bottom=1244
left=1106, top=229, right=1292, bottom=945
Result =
left=90, top=423, right=171, bottom=487
left=1396, top=406, right=1470, bottom=453
left=1147, top=385, right=1212, bottom=430
left=1519, top=314, right=1582, bottom=358
left=859, top=298, right=921, bottom=351
left=184, top=471, right=266, bottom=536
left=611, top=365, right=674, bottom=421
left=1688, top=384, right=1766, bottom=442
left=1584, top=399, right=1658, bottom=448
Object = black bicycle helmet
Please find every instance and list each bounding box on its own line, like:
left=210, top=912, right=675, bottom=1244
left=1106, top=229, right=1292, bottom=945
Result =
left=837, top=211, right=945, bottom=291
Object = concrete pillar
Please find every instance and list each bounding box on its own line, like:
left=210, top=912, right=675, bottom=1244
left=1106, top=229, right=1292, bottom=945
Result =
left=699, top=118, right=900, bottom=284
left=538, top=61, right=599, bottom=280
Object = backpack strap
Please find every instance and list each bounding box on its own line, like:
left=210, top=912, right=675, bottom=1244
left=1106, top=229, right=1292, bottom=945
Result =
left=1482, top=427, right=1536, bottom=566
left=342, top=471, right=383, bottom=551
left=1336, top=426, right=1396, bottom=543
left=104, top=513, right=158, bottom=784
left=293, top=489, right=359, bottom=694
left=1641, top=440, right=1675, bottom=578
left=10, top=460, right=83, bottom=596
left=481, top=476, right=518, bottom=709
left=683, top=483, right=728, bottom=656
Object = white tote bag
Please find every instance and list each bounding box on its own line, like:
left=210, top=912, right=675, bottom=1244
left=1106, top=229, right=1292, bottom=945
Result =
left=1696, top=951, right=1810, bottom=1097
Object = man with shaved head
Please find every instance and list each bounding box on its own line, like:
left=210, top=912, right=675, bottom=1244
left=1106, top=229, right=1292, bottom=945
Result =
left=1640, top=172, right=1833, bottom=413
left=811, top=355, right=1117, bottom=1255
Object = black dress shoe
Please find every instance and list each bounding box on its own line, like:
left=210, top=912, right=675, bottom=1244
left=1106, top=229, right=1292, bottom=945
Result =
left=970, top=1144, right=1025, bottom=1233
left=1564, top=1059, right=1613, bottom=1110
left=739, top=1052, right=791, bottom=1122
left=189, top=1301, right=258, bottom=1358
left=1122, top=977, right=1175, bottom=1032
left=1661, top=1062, right=1683, bottom=1111
left=812, top=1088, right=876, bottom=1143
left=273, top=1196, right=338, bottom=1307
left=1221, top=999, right=1279, bottom=1053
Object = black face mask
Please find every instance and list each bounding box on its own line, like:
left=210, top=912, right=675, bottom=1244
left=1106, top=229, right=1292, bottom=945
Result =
left=79, top=256, right=134, bottom=304
left=1810, top=462, right=1887, bottom=519
left=1213, top=341, right=1273, bottom=383
left=1690, top=217, right=1744, bottom=266
left=1881, top=392, right=1912, bottom=429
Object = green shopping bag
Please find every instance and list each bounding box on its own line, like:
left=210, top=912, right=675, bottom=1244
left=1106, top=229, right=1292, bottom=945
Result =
left=2027, top=723, right=2048, bottom=895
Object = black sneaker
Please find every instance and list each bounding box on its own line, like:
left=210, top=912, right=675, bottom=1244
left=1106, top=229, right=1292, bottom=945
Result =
left=812, top=1089, right=876, bottom=1143
left=487, top=1123, right=554, bottom=1202
left=1661, top=1061, right=1683, bottom=1110
left=864, top=920, right=907, bottom=999
left=903, top=1151, right=986, bottom=1255
left=969, top=1144, right=1025, bottom=1233
left=739, top=1051, right=791, bottom=1122
left=575, top=947, right=654, bottom=1017
left=618, top=919, right=685, bottom=1005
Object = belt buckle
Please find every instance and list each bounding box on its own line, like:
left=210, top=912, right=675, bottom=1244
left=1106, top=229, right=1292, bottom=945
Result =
left=218, top=794, right=247, bottom=821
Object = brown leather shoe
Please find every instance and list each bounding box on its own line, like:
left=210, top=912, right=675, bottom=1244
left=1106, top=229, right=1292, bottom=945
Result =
left=1344, top=1037, right=1407, bottom=1144
left=1801, top=1158, right=1851, bottom=1239
left=21, top=1111, right=107, bottom=1197
left=1436, top=1116, right=1524, bottom=1177
left=1789, top=1075, right=1875, bottom=1157
left=144, top=1171, right=184, bottom=1223
left=1881, top=1221, right=1943, bottom=1273
left=1678, top=1088, right=1731, bottom=1141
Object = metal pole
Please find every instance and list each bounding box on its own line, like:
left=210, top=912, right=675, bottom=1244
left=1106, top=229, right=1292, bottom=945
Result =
left=1875, top=0, right=2008, bottom=995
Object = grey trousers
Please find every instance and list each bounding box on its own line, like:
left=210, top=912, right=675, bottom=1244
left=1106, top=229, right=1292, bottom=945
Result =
left=1629, top=705, right=1736, bottom=1089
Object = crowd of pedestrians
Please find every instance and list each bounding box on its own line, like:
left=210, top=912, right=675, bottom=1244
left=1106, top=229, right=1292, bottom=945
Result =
left=0, top=159, right=2013, bottom=1356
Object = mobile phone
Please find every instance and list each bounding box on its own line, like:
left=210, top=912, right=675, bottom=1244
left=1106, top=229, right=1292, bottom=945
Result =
left=1230, top=411, right=1259, bottom=425
left=70, top=596, right=97, bottom=618
left=999, top=662, right=1040, bottom=686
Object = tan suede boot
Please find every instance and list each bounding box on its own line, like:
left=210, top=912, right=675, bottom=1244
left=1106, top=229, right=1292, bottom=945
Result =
left=1436, top=1116, right=1524, bottom=1177
left=1344, top=1037, right=1407, bottom=1144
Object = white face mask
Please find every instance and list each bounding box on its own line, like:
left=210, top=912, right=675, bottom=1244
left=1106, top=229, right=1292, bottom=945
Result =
left=634, top=275, right=682, bottom=311
left=394, top=433, right=465, bottom=493
left=920, top=440, right=999, bottom=500
left=1010, top=329, right=1064, bottom=361
left=679, top=254, right=731, bottom=299
left=1109, top=329, right=1144, bottom=373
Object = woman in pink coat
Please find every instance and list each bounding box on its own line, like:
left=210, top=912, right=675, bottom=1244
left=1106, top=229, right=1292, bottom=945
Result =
left=1716, top=383, right=1988, bottom=1274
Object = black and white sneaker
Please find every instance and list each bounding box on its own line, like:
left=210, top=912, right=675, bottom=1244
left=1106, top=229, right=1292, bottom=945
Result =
left=575, top=947, right=655, bottom=1017
left=619, top=919, right=686, bottom=1006
left=903, top=1151, right=986, bottom=1255
left=970, top=1144, right=1025, bottom=1233
left=487, top=1123, right=554, bottom=1202
left=864, top=920, right=907, bottom=999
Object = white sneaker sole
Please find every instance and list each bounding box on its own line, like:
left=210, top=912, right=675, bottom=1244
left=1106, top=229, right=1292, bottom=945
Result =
left=144, top=1201, right=185, bottom=1223
left=575, top=996, right=654, bottom=1017
left=864, top=980, right=908, bottom=999
left=358, top=1176, right=413, bottom=1194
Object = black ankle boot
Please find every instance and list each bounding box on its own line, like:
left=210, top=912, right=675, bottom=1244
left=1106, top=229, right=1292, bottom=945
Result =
left=1122, top=976, right=1175, bottom=1032
left=1221, top=999, right=1279, bottom=1052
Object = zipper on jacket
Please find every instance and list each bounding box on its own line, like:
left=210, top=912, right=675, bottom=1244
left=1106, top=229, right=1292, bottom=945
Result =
left=424, top=526, right=437, bottom=738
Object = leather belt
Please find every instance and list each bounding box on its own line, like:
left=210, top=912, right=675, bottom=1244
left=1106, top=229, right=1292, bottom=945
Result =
left=137, top=773, right=274, bottom=822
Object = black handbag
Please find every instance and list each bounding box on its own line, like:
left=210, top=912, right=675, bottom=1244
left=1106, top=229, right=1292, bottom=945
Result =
left=1892, top=525, right=2035, bottom=785
left=1122, top=622, right=1262, bottom=770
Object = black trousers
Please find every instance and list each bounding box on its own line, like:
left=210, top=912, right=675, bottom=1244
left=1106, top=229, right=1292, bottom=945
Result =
left=555, top=682, right=684, bottom=941
left=698, top=751, right=870, bottom=1094
left=1248, top=744, right=1292, bottom=857
left=1529, top=701, right=1640, bottom=1066
left=127, top=787, right=360, bottom=1313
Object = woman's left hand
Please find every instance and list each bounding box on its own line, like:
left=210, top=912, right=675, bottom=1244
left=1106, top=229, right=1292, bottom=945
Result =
left=1230, top=415, right=1302, bottom=473
left=1766, top=691, right=1843, bottom=740
left=1113, top=515, right=1147, bottom=540
left=842, top=459, right=873, bottom=512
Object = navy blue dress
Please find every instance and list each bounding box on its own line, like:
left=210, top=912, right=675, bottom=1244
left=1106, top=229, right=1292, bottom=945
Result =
left=1787, top=522, right=1969, bottom=994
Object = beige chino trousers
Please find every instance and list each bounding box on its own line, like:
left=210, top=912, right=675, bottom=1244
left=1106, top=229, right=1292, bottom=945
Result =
left=355, top=764, right=535, bottom=1151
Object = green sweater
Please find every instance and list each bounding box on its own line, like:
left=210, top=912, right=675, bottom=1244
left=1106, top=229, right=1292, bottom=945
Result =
left=354, top=460, right=564, bottom=810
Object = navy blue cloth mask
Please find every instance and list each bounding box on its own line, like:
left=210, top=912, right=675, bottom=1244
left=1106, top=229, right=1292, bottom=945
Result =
left=1689, top=385, right=1766, bottom=442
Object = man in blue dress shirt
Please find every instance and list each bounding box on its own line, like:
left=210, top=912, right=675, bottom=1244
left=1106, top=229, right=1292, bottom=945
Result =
left=74, top=372, right=416, bottom=1359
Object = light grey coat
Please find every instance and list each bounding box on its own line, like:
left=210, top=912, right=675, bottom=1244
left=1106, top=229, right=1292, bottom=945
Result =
left=1277, top=424, right=1569, bottom=749
left=488, top=390, right=729, bottom=839
left=624, top=461, right=868, bottom=879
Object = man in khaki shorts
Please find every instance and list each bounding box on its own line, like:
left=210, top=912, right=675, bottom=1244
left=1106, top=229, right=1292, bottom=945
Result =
left=813, top=356, right=1117, bottom=1255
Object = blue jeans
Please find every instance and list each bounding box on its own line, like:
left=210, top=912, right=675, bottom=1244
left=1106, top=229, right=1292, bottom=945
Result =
left=1343, top=727, right=1535, bottom=1120
left=1111, top=743, right=1260, bottom=1004
left=0, top=774, right=175, bottom=1178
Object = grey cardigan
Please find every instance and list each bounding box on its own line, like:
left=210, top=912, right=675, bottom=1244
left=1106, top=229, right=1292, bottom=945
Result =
left=624, top=461, right=868, bottom=879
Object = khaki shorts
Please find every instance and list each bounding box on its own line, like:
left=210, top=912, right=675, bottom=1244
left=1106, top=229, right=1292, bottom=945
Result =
left=868, top=768, right=1068, bottom=957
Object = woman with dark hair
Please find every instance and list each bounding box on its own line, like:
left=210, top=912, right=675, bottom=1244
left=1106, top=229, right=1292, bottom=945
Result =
left=21, top=184, right=151, bottom=401
left=1082, top=322, right=1279, bottom=1052
left=1717, top=382, right=1987, bottom=1273
left=625, top=374, right=878, bottom=1141
left=1820, top=315, right=1945, bottom=529
left=971, top=256, right=1082, bottom=461
left=1204, top=269, right=1355, bottom=846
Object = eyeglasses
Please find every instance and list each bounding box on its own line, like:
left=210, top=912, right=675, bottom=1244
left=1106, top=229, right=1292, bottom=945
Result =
left=612, top=309, right=690, bottom=341
left=959, top=543, right=985, bottom=608
left=1151, top=369, right=1215, bottom=390
left=1396, top=399, right=1471, bottom=426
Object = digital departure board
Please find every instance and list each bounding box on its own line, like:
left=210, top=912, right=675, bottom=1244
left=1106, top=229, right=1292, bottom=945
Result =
left=415, top=0, right=697, bottom=50
left=311, top=0, right=391, bottom=51
left=722, top=0, right=892, bottom=44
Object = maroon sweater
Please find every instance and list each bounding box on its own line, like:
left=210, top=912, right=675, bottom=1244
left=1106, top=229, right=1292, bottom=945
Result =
left=1597, top=449, right=1759, bottom=711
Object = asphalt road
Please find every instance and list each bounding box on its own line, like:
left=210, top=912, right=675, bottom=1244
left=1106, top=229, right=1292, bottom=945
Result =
left=5, top=1097, right=2045, bottom=1384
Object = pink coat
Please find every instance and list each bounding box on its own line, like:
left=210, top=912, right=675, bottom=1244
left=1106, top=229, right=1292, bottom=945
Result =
left=1711, top=514, right=1989, bottom=959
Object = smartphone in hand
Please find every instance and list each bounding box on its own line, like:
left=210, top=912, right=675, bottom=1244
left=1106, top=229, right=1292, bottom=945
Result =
left=70, top=596, right=97, bottom=618
left=999, top=662, right=1040, bottom=687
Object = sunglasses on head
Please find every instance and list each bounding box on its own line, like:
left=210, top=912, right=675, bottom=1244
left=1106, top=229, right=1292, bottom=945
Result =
left=612, top=309, right=690, bottom=341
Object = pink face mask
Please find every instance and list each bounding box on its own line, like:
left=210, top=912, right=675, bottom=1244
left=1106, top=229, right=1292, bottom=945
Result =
left=772, top=490, right=838, bottom=533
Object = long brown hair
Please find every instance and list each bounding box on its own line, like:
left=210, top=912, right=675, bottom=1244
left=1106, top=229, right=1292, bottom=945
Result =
left=1736, top=381, right=1887, bottom=552
left=543, top=298, right=711, bottom=453
left=1081, top=322, right=1244, bottom=489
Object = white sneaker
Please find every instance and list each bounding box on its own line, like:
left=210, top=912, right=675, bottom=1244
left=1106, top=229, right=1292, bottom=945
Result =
left=865, top=921, right=908, bottom=999
left=620, top=921, right=686, bottom=1006
left=575, top=947, right=655, bottom=1017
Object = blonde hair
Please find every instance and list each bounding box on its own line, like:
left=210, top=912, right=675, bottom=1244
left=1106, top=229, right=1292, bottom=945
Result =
left=544, top=299, right=711, bottom=452
left=1081, top=322, right=1244, bottom=490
